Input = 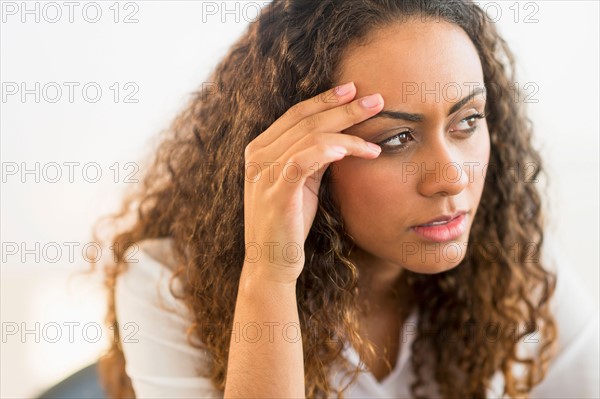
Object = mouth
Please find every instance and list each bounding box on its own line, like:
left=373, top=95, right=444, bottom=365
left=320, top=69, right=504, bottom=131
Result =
left=410, top=211, right=469, bottom=242
left=412, top=210, right=468, bottom=227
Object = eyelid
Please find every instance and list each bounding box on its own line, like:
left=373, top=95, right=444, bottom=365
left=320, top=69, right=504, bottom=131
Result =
left=446, top=107, right=486, bottom=131
left=367, top=126, right=413, bottom=143
left=375, top=128, right=415, bottom=149
left=365, top=105, right=486, bottom=142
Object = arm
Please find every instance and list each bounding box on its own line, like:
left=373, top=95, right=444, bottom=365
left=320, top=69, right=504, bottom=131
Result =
left=223, top=264, right=305, bottom=399
left=231, top=81, right=382, bottom=398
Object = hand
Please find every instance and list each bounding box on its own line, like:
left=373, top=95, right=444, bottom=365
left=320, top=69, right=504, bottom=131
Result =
left=243, top=82, right=384, bottom=285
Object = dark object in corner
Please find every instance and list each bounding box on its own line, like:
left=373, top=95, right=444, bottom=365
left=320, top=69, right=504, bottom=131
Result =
left=37, top=362, right=106, bottom=399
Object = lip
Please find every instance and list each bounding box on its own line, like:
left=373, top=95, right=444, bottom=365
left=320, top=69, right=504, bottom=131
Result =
left=411, top=212, right=468, bottom=242
left=413, top=211, right=468, bottom=227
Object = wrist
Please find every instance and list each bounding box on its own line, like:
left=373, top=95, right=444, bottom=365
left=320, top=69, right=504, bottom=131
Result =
left=240, top=262, right=299, bottom=290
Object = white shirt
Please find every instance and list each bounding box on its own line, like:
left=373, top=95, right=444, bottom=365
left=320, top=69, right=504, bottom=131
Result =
left=115, top=235, right=599, bottom=398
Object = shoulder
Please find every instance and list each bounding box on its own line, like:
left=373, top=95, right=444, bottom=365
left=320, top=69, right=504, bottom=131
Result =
left=135, top=238, right=179, bottom=270
left=487, top=231, right=599, bottom=398
left=540, top=232, right=597, bottom=337
left=527, top=231, right=600, bottom=397
left=115, top=238, right=222, bottom=397
left=117, top=238, right=189, bottom=318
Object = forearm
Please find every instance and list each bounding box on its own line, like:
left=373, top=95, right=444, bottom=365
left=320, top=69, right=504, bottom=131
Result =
left=224, top=263, right=305, bottom=398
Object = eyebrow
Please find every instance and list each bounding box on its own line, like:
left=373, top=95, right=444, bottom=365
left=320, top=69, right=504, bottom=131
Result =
left=361, top=86, right=487, bottom=124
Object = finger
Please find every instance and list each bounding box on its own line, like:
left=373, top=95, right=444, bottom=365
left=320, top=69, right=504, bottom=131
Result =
left=251, top=82, right=357, bottom=149
left=294, top=92, right=384, bottom=135
left=273, top=132, right=381, bottom=193
left=268, top=93, right=384, bottom=154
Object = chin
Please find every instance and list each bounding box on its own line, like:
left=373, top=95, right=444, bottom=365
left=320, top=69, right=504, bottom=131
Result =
left=399, top=240, right=469, bottom=274
left=408, top=259, right=463, bottom=275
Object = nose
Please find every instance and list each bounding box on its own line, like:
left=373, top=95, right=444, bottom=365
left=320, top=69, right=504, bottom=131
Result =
left=416, top=138, right=469, bottom=197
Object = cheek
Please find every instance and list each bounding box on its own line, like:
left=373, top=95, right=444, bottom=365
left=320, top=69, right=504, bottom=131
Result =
left=479, top=124, right=491, bottom=160
left=473, top=126, right=491, bottom=187
left=328, top=127, right=491, bottom=237
left=329, top=158, right=414, bottom=234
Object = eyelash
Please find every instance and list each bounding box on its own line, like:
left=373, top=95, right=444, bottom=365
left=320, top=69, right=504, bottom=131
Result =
left=376, top=112, right=486, bottom=153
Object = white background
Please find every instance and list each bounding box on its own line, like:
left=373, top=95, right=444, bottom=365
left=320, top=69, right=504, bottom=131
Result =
left=1, top=1, right=598, bottom=397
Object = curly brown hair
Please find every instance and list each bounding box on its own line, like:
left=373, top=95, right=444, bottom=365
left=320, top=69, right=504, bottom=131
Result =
left=92, top=0, right=558, bottom=397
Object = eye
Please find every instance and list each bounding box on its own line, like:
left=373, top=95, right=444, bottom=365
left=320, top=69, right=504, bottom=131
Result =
left=375, top=130, right=415, bottom=153
left=450, top=112, right=486, bottom=133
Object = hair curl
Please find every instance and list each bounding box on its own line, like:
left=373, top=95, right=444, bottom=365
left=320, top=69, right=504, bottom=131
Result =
left=93, top=1, right=558, bottom=397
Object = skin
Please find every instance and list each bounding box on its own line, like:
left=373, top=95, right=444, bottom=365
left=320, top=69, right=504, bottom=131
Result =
left=229, top=18, right=491, bottom=396
left=329, top=20, right=491, bottom=379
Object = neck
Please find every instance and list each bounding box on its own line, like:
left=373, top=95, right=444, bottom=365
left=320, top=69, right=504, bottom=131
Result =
left=351, top=247, right=404, bottom=314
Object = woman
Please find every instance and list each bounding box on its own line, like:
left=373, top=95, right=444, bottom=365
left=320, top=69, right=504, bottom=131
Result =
left=95, top=0, right=599, bottom=398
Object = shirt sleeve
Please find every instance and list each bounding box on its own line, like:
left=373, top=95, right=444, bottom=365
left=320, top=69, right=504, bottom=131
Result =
left=114, top=240, right=224, bottom=398
left=527, top=232, right=600, bottom=398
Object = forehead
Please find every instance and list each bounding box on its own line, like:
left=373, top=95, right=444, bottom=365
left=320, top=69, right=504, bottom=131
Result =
left=334, top=19, right=484, bottom=108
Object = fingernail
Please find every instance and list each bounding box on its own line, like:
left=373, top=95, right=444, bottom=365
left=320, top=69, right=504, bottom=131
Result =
left=366, top=142, right=381, bottom=153
left=334, top=82, right=354, bottom=97
left=360, top=94, right=383, bottom=108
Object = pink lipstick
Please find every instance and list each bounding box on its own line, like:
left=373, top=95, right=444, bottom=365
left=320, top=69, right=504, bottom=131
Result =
left=411, top=212, right=467, bottom=242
